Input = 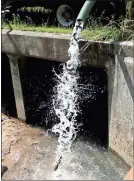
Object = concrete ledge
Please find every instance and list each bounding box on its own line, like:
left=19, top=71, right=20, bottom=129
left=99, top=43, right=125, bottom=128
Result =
left=2, top=30, right=133, bottom=68
left=2, top=30, right=71, bottom=62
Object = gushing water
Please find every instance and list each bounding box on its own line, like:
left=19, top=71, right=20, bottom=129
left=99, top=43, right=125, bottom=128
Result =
left=52, top=20, right=84, bottom=169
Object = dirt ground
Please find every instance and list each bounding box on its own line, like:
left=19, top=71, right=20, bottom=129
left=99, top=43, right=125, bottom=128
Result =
left=2, top=114, right=129, bottom=180
left=2, top=114, right=57, bottom=180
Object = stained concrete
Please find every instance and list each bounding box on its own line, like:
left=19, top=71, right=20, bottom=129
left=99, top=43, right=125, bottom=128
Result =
left=2, top=115, right=129, bottom=180
left=7, top=54, right=26, bottom=121
left=108, top=55, right=134, bottom=167
left=1, top=30, right=134, bottom=167
left=2, top=30, right=70, bottom=62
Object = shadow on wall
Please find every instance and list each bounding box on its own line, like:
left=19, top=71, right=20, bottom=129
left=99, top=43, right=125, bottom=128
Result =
left=1, top=53, right=17, bottom=117
left=19, top=57, right=108, bottom=147
left=118, top=55, right=134, bottom=102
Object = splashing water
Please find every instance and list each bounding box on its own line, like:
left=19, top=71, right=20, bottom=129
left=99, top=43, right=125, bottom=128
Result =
left=52, top=20, right=84, bottom=168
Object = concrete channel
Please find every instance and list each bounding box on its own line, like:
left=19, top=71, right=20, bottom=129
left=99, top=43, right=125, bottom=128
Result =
left=1, top=30, right=134, bottom=179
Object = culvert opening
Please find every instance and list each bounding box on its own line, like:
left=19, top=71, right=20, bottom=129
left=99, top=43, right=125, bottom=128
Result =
left=19, top=57, right=108, bottom=148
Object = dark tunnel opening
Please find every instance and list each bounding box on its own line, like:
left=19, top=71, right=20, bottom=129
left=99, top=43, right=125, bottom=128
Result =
left=1, top=53, right=17, bottom=117
left=77, top=65, right=108, bottom=147
left=1, top=55, right=108, bottom=147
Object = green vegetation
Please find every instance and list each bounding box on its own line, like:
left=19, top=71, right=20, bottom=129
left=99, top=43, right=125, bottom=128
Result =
left=2, top=14, right=134, bottom=41
left=17, top=6, right=52, bottom=13
left=83, top=26, right=121, bottom=41
left=83, top=18, right=134, bottom=41
left=2, top=22, right=73, bottom=34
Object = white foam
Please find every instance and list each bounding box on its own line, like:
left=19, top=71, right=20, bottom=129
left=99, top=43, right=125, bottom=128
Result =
left=52, top=20, right=84, bottom=163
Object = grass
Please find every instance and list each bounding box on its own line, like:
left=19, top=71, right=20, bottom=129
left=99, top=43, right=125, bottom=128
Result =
left=2, top=17, right=134, bottom=42
left=2, top=23, right=73, bottom=34
left=83, top=26, right=122, bottom=41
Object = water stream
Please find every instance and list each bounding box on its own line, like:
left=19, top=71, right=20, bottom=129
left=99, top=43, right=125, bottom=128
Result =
left=52, top=20, right=84, bottom=169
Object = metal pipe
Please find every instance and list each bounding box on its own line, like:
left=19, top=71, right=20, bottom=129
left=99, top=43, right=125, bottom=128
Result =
left=72, top=0, right=96, bottom=41
left=76, top=0, right=96, bottom=23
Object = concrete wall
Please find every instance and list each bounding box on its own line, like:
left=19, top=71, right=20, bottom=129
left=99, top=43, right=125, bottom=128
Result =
left=109, top=43, right=134, bottom=167
left=2, top=30, right=70, bottom=62
left=2, top=30, right=134, bottom=167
